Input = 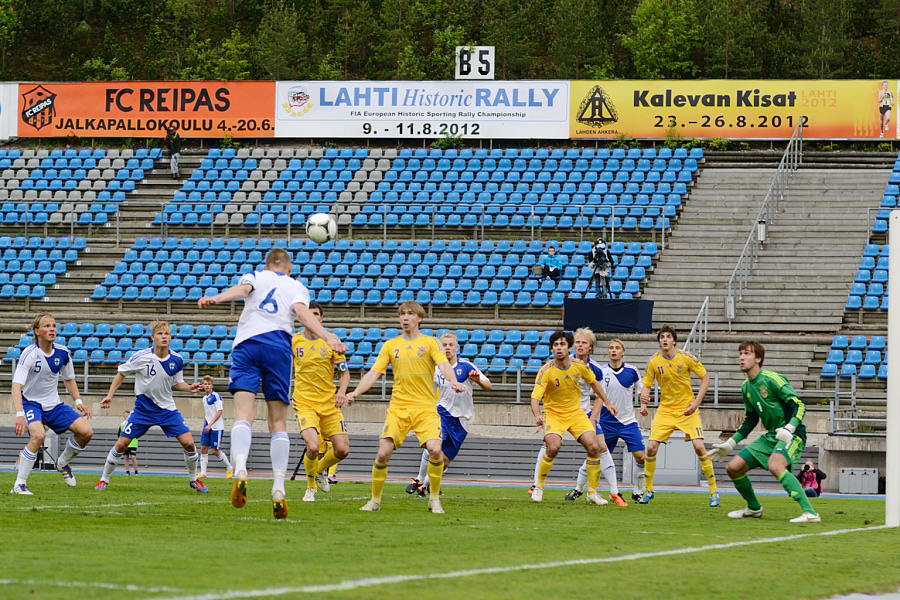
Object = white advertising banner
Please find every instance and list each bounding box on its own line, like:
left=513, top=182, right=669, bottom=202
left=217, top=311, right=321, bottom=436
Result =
left=274, top=80, right=569, bottom=139
left=0, top=83, right=18, bottom=140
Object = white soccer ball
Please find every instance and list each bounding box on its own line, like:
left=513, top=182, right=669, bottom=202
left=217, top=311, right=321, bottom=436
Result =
left=305, top=212, right=337, bottom=244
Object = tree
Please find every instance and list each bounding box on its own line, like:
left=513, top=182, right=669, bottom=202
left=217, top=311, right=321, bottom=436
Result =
left=252, top=1, right=308, bottom=79
left=179, top=29, right=250, bottom=81
left=620, top=0, right=704, bottom=79
left=701, top=0, right=764, bottom=78
left=0, top=0, right=20, bottom=74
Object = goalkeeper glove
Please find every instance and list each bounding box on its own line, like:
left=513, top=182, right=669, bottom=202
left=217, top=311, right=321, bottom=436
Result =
left=709, top=438, right=736, bottom=462
left=775, top=423, right=795, bottom=444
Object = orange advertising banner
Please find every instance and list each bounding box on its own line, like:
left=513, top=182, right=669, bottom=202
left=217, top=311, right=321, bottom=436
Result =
left=570, top=80, right=898, bottom=140
left=17, top=81, right=275, bottom=138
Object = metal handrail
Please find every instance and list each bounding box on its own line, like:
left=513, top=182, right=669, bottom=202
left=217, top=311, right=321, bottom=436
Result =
left=682, top=295, right=709, bottom=357
left=725, top=121, right=803, bottom=331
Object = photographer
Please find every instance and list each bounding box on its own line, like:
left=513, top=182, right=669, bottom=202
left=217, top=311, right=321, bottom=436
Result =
left=588, top=239, right=614, bottom=298
left=797, top=459, right=826, bottom=497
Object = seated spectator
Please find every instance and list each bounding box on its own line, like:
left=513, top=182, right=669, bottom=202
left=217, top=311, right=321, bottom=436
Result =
left=798, top=459, right=826, bottom=497
left=536, top=245, right=563, bottom=281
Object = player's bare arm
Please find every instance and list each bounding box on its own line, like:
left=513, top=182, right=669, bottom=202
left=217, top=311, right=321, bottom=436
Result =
left=639, top=384, right=651, bottom=416
left=11, top=382, right=26, bottom=435
left=346, top=368, right=383, bottom=402
left=335, top=369, right=351, bottom=407
left=530, top=395, right=545, bottom=427
left=470, top=369, right=492, bottom=391
left=589, top=381, right=616, bottom=418
left=683, top=374, right=710, bottom=416
left=101, top=372, right=127, bottom=409
left=437, top=361, right=466, bottom=393
left=64, top=378, right=91, bottom=419
left=294, top=302, right=347, bottom=354
left=197, top=282, right=252, bottom=308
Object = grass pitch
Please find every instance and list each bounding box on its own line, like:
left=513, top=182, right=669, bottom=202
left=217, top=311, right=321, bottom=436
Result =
left=1, top=471, right=898, bottom=600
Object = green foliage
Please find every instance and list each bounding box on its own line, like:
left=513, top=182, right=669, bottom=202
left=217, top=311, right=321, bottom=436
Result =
left=621, top=0, right=704, bottom=79
left=220, top=132, right=239, bottom=150
left=431, top=133, right=465, bottom=150
left=707, top=138, right=730, bottom=151
left=179, top=29, right=250, bottom=81
left=0, top=0, right=897, bottom=81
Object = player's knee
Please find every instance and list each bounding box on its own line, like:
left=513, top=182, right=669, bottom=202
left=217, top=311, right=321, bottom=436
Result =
left=306, top=442, right=320, bottom=457
left=334, top=447, right=349, bottom=460
left=725, top=460, right=744, bottom=479
left=31, top=429, right=45, bottom=446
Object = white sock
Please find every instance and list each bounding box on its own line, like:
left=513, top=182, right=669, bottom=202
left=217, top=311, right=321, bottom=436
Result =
left=184, top=451, right=200, bottom=480
left=416, top=449, right=428, bottom=482
left=633, top=460, right=645, bottom=491
left=533, top=445, right=547, bottom=487
left=598, top=450, right=619, bottom=495
left=57, top=437, right=84, bottom=467
left=423, top=475, right=431, bottom=488
left=217, top=452, right=232, bottom=468
left=231, top=420, right=252, bottom=474
left=575, top=460, right=588, bottom=492
left=200, top=454, right=209, bottom=476
left=16, top=448, right=37, bottom=485
left=270, top=432, right=290, bottom=496
left=101, top=448, right=122, bottom=483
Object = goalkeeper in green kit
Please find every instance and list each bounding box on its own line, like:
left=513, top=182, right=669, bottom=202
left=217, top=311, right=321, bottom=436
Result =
left=709, top=341, right=821, bottom=523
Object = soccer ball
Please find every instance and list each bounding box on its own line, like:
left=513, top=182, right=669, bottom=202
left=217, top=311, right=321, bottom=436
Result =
left=305, top=212, right=337, bottom=244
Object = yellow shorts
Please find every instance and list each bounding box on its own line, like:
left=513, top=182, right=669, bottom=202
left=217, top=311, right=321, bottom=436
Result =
left=649, top=408, right=704, bottom=442
left=381, top=404, right=441, bottom=447
left=294, top=402, right=347, bottom=441
left=544, top=410, right=594, bottom=441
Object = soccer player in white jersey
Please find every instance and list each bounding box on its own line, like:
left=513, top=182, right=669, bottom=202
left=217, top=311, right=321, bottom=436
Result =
left=565, top=338, right=645, bottom=501
left=10, top=314, right=93, bottom=494
left=198, top=248, right=346, bottom=519
left=405, top=332, right=492, bottom=497
left=530, top=328, right=626, bottom=506
left=94, top=321, right=205, bottom=492
left=199, top=375, right=233, bottom=479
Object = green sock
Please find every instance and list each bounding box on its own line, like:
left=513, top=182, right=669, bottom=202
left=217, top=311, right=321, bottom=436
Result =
left=733, top=474, right=761, bottom=511
left=778, top=471, right=817, bottom=514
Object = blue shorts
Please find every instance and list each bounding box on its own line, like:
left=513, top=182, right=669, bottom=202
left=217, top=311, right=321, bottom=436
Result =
left=228, top=339, right=291, bottom=403
left=596, top=412, right=645, bottom=454
left=585, top=410, right=605, bottom=437
left=200, top=425, right=224, bottom=449
left=22, top=399, right=80, bottom=434
left=122, top=395, right=191, bottom=438
left=437, top=405, right=468, bottom=461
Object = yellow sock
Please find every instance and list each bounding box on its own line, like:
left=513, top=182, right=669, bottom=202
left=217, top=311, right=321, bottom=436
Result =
left=317, top=447, right=340, bottom=474
left=427, top=457, right=443, bottom=499
left=371, top=460, right=388, bottom=502
left=644, top=455, right=657, bottom=492
left=537, top=454, right=554, bottom=489
left=700, top=458, right=718, bottom=494
left=304, top=453, right=318, bottom=489
left=328, top=463, right=338, bottom=477
left=586, top=457, right=602, bottom=494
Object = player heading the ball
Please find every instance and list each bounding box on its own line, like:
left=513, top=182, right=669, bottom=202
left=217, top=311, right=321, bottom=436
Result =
left=198, top=248, right=346, bottom=519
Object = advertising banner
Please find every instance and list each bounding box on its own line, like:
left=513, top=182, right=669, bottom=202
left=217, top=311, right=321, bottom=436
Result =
left=17, top=81, right=275, bottom=138
left=570, top=80, right=899, bottom=140
left=0, top=83, right=17, bottom=141
left=274, top=81, right=569, bottom=139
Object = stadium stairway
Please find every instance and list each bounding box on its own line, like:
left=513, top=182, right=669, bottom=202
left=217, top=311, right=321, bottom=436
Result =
left=643, top=158, right=892, bottom=334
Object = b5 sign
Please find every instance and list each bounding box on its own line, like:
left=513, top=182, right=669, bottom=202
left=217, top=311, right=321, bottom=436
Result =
left=18, top=82, right=275, bottom=138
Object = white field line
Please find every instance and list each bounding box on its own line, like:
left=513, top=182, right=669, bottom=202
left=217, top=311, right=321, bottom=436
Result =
left=145, top=524, right=895, bottom=600
left=0, top=579, right=182, bottom=593
left=10, top=495, right=372, bottom=512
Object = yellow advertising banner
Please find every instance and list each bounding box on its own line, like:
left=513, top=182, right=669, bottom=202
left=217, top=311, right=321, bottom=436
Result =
left=570, top=80, right=898, bottom=140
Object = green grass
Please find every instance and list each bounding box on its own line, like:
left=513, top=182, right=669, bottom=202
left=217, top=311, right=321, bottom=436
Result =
left=1, top=472, right=898, bottom=600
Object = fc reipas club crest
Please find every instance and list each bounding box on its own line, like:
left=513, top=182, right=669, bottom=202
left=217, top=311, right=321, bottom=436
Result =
left=577, top=85, right=618, bottom=128
left=22, top=85, right=57, bottom=131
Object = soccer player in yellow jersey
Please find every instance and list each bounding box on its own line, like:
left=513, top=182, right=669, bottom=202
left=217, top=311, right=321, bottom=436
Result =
left=638, top=325, right=718, bottom=506
left=291, top=302, right=351, bottom=502
left=346, top=302, right=465, bottom=514
left=530, top=331, right=621, bottom=506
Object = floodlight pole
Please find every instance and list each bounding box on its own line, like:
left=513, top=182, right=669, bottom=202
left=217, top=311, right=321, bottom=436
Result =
left=886, top=211, right=900, bottom=527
